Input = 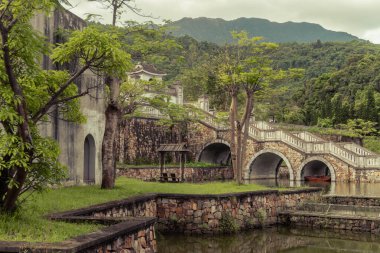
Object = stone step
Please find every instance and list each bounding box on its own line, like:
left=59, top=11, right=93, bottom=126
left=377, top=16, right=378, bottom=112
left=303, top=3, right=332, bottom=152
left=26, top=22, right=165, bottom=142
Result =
left=279, top=210, right=380, bottom=233
left=298, top=202, right=380, bottom=218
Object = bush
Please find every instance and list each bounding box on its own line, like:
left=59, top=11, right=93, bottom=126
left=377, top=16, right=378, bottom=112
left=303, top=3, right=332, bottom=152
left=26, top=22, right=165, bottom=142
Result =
left=219, top=212, right=238, bottom=233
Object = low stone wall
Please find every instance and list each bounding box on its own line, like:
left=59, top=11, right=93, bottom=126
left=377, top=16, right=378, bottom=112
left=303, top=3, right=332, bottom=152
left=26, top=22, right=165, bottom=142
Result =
left=279, top=212, right=380, bottom=233
left=323, top=195, right=380, bottom=206
left=118, top=166, right=233, bottom=182
left=0, top=218, right=156, bottom=253
left=156, top=189, right=321, bottom=234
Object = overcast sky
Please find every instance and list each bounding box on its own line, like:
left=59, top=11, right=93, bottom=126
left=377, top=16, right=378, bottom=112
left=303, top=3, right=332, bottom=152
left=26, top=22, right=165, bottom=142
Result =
left=67, top=0, right=380, bottom=44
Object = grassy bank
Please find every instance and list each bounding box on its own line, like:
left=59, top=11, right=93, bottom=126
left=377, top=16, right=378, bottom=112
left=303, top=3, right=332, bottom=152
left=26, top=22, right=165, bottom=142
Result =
left=0, top=178, right=271, bottom=243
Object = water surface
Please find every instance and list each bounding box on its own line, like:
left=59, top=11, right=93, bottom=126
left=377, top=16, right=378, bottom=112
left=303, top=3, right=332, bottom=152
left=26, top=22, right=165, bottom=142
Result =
left=158, top=227, right=380, bottom=253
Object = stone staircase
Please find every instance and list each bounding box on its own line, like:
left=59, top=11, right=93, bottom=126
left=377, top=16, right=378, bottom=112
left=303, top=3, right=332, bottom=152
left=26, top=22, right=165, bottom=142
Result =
left=199, top=111, right=380, bottom=169
left=279, top=196, right=380, bottom=234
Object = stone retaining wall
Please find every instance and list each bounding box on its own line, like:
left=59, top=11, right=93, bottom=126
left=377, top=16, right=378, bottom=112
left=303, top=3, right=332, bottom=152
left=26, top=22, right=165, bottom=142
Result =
left=0, top=218, right=156, bottom=253
left=155, top=189, right=321, bottom=234
left=323, top=195, right=380, bottom=206
left=118, top=166, right=233, bottom=182
left=279, top=212, right=380, bottom=233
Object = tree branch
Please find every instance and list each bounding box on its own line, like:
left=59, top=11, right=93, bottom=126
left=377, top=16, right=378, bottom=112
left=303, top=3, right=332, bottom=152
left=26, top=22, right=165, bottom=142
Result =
left=32, top=64, right=90, bottom=123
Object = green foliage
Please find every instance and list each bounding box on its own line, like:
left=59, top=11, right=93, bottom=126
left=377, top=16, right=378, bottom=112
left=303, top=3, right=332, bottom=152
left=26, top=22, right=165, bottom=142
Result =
left=363, top=136, right=380, bottom=154
left=317, top=118, right=334, bottom=128
left=339, top=119, right=378, bottom=137
left=0, top=1, right=132, bottom=210
left=219, top=212, right=238, bottom=233
left=52, top=26, right=132, bottom=78
left=256, top=208, right=267, bottom=227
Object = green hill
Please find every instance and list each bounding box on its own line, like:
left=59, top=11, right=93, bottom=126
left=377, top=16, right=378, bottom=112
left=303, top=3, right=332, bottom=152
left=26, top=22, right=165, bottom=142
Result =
left=168, top=17, right=359, bottom=44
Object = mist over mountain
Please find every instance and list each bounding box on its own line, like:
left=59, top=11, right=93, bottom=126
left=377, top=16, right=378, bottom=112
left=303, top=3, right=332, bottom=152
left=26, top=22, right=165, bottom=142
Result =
left=168, top=17, right=359, bottom=44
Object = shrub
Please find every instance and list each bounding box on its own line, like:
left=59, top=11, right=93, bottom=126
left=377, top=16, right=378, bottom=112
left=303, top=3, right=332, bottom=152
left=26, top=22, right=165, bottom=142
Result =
left=219, top=212, right=238, bottom=233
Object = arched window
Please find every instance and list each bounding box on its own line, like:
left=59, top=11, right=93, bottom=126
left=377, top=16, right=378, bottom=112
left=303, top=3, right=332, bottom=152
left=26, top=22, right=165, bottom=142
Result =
left=83, top=134, right=96, bottom=184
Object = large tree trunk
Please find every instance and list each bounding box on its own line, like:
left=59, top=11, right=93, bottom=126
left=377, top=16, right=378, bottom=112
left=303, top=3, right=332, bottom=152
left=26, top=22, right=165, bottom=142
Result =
left=229, top=93, right=238, bottom=180
left=240, top=94, right=254, bottom=184
left=101, top=77, right=120, bottom=189
left=0, top=28, right=33, bottom=212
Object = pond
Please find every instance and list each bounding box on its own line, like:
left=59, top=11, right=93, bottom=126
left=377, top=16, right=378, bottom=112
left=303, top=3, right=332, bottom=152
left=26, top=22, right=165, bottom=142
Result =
left=158, top=227, right=380, bottom=253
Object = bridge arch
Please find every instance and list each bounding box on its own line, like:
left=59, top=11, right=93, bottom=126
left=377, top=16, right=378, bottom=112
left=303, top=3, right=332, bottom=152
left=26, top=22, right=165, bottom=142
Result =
left=244, top=149, right=294, bottom=181
left=297, top=156, right=336, bottom=181
left=197, top=139, right=231, bottom=166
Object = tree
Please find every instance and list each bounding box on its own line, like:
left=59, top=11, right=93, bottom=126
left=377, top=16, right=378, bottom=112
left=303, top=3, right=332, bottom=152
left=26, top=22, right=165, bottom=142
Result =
left=90, top=0, right=181, bottom=188
left=0, top=1, right=130, bottom=212
left=217, top=31, right=301, bottom=184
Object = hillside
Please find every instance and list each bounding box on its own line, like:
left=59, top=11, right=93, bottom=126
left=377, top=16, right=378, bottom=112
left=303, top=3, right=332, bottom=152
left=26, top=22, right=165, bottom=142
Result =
left=168, top=17, right=359, bottom=44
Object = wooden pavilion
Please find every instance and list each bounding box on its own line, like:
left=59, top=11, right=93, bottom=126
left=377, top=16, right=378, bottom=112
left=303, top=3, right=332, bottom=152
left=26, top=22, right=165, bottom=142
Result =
left=157, top=143, right=190, bottom=182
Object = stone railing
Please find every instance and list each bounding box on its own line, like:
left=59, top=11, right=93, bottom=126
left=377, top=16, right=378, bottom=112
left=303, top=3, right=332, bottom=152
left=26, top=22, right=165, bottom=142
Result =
left=197, top=111, right=380, bottom=169
left=133, top=105, right=380, bottom=169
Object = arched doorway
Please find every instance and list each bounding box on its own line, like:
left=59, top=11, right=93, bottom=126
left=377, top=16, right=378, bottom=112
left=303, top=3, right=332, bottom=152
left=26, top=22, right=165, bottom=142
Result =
left=198, top=141, right=231, bottom=165
left=246, top=149, right=294, bottom=181
left=299, top=157, right=335, bottom=181
left=84, top=134, right=96, bottom=184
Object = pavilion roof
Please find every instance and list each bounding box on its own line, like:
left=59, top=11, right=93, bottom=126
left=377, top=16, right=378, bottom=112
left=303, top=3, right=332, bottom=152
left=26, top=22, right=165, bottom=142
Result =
left=157, top=143, right=189, bottom=152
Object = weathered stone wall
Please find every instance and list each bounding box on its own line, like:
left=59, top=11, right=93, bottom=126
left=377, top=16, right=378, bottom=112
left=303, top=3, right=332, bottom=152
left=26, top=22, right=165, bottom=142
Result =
left=155, top=189, right=321, bottom=234
left=117, top=118, right=183, bottom=164
left=0, top=219, right=157, bottom=253
left=323, top=195, right=380, bottom=206
left=279, top=212, right=380, bottom=233
left=118, top=166, right=233, bottom=182
left=116, top=118, right=230, bottom=165
left=83, top=224, right=156, bottom=253
left=32, top=8, right=105, bottom=185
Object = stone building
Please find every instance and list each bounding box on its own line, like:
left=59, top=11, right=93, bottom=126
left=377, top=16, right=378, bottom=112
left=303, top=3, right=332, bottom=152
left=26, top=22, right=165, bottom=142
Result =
left=31, top=7, right=105, bottom=184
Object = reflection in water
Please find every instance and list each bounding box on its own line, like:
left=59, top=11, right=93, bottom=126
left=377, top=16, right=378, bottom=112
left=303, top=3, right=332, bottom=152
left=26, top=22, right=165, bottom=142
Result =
left=245, top=179, right=380, bottom=197
left=158, top=227, right=380, bottom=253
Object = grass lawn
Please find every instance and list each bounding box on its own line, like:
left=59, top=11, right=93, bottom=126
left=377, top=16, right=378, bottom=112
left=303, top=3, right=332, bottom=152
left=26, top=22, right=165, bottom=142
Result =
left=0, top=177, right=273, bottom=243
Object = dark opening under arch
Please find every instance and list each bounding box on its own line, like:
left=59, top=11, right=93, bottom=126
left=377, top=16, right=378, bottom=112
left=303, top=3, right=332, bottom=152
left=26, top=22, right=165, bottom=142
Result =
left=198, top=143, right=231, bottom=165
left=84, top=134, right=96, bottom=184
left=301, top=160, right=331, bottom=179
left=249, top=152, right=291, bottom=180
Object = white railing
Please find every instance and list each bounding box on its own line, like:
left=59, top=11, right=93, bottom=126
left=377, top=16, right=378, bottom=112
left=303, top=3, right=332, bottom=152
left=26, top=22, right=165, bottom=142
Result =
left=294, top=132, right=324, bottom=142
left=197, top=112, right=380, bottom=169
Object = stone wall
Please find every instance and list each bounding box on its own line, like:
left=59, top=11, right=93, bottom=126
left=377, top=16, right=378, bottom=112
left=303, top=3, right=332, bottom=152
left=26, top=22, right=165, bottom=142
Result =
left=0, top=218, right=157, bottom=253
left=155, top=189, right=321, bottom=234
left=117, top=118, right=184, bottom=164
left=83, top=223, right=156, bottom=253
left=279, top=212, right=380, bottom=233
left=118, top=166, right=233, bottom=182
left=323, top=195, right=380, bottom=206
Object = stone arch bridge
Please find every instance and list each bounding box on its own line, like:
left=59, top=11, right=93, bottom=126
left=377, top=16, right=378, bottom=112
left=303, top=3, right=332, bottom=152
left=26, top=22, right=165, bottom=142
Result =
left=191, top=113, right=380, bottom=183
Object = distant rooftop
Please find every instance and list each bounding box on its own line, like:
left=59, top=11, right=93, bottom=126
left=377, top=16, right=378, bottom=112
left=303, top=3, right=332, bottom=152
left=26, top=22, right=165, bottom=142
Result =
left=129, top=63, right=167, bottom=77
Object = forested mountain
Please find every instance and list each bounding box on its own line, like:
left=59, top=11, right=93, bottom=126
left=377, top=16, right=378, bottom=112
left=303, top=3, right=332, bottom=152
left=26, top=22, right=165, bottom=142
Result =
left=168, top=17, right=359, bottom=44
left=152, top=37, right=380, bottom=128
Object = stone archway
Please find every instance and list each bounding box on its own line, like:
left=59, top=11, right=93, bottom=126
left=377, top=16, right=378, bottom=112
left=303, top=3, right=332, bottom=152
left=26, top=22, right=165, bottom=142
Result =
left=197, top=140, right=231, bottom=166
left=83, top=134, right=96, bottom=184
left=244, top=149, right=294, bottom=181
left=297, top=156, right=336, bottom=181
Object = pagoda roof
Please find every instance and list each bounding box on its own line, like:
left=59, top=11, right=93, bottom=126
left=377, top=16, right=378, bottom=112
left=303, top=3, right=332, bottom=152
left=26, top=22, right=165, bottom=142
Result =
left=129, top=63, right=167, bottom=77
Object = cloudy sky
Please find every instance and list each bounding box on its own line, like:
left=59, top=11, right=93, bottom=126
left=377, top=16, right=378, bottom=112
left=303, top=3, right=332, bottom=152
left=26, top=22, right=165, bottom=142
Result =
left=67, top=0, right=380, bottom=43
